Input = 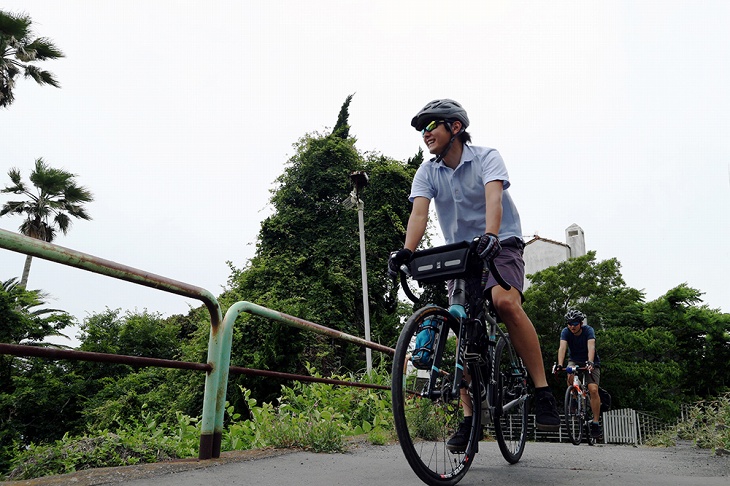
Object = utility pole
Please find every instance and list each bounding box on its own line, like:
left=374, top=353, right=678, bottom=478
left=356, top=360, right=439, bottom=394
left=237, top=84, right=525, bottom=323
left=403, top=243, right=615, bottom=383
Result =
left=343, top=171, right=372, bottom=374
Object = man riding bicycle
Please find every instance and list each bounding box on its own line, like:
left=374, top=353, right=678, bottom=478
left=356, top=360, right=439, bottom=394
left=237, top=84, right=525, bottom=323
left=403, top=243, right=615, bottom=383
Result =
left=388, top=99, right=560, bottom=452
left=555, top=309, right=603, bottom=438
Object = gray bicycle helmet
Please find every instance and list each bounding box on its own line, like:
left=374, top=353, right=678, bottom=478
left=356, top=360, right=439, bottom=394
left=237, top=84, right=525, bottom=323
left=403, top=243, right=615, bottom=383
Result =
left=564, top=309, right=586, bottom=324
left=411, top=99, right=470, bottom=131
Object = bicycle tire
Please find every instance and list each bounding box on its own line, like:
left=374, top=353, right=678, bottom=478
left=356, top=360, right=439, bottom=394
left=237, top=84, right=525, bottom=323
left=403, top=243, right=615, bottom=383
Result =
left=392, top=305, right=481, bottom=486
left=564, top=387, right=583, bottom=445
left=492, top=335, right=528, bottom=464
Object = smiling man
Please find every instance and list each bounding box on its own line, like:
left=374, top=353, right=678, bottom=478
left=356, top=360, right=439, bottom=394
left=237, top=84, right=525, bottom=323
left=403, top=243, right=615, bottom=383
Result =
left=388, top=99, right=561, bottom=451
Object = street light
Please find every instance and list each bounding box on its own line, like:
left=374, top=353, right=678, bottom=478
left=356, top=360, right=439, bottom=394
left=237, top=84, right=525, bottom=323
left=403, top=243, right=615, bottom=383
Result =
left=343, top=171, right=372, bottom=374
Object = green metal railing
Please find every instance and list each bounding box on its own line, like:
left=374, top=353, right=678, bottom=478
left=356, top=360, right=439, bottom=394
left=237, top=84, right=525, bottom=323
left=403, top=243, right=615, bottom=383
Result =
left=0, top=228, right=393, bottom=459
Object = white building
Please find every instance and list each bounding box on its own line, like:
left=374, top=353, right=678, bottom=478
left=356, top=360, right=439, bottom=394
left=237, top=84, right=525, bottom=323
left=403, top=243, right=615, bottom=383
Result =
left=523, top=224, right=586, bottom=290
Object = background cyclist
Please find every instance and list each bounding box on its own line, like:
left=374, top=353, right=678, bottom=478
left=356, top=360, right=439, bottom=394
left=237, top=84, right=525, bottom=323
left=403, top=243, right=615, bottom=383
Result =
left=555, top=309, right=603, bottom=438
left=388, top=98, right=560, bottom=452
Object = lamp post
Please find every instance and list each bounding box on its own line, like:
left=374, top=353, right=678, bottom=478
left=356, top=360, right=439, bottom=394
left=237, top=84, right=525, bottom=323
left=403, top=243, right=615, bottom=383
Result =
left=344, top=171, right=372, bottom=374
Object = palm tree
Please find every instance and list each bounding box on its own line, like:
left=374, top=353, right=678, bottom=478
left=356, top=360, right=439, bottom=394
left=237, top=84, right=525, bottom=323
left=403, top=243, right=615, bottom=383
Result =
left=1, top=158, right=93, bottom=287
left=0, top=277, right=73, bottom=345
left=0, top=9, right=64, bottom=108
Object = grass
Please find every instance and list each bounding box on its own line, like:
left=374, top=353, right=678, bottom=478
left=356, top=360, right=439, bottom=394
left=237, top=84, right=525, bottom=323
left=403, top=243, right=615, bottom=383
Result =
left=646, top=392, right=730, bottom=454
left=3, top=365, right=395, bottom=481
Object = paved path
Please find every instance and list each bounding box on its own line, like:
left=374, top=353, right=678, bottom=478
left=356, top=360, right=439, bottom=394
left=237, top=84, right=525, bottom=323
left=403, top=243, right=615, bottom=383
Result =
left=10, top=440, right=729, bottom=486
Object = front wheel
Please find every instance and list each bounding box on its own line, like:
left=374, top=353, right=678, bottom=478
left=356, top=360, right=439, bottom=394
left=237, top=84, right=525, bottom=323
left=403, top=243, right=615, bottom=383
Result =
left=564, top=387, right=583, bottom=445
left=392, top=306, right=481, bottom=486
left=492, top=335, right=528, bottom=464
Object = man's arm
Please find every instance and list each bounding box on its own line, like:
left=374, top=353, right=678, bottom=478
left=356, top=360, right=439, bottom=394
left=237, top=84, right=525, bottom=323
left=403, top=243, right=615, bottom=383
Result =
left=404, top=196, right=429, bottom=251
left=557, top=340, right=568, bottom=366
left=587, top=339, right=596, bottom=370
left=484, top=180, right=503, bottom=235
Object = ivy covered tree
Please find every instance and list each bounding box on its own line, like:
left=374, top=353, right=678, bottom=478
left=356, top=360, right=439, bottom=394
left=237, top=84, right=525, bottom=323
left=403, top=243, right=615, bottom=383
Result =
left=222, top=95, right=420, bottom=403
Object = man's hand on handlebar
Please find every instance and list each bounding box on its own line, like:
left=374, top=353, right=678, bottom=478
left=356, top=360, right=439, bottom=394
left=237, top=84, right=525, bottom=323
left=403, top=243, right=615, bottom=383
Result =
left=552, top=364, right=564, bottom=375
left=388, top=248, right=413, bottom=278
left=477, top=233, right=501, bottom=262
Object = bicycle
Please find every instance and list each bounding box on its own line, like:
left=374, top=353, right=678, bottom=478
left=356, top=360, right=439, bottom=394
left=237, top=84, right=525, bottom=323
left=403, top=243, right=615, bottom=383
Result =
left=553, top=364, right=596, bottom=446
left=391, top=238, right=529, bottom=486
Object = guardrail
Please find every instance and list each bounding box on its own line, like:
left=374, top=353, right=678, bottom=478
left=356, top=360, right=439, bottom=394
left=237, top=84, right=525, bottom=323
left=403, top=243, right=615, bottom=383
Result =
left=0, top=228, right=394, bottom=460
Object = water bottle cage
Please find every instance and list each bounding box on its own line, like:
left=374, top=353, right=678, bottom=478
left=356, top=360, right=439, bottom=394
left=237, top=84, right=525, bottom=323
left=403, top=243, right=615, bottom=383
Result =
left=410, top=319, right=440, bottom=370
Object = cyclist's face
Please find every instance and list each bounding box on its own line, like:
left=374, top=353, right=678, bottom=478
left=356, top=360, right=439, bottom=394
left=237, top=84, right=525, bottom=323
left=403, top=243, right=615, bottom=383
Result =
left=567, top=322, right=583, bottom=335
left=422, top=120, right=456, bottom=155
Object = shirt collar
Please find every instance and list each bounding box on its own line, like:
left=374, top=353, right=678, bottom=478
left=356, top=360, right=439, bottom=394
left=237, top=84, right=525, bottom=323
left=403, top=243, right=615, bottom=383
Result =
left=430, top=143, right=473, bottom=167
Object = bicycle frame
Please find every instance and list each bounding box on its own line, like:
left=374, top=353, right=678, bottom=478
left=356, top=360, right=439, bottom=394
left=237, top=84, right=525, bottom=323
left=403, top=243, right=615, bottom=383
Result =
left=567, top=365, right=592, bottom=400
left=412, top=278, right=507, bottom=418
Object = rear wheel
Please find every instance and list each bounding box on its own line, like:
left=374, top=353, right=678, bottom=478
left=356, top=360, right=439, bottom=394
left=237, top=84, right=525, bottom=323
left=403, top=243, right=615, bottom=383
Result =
left=492, top=336, right=528, bottom=463
left=392, top=306, right=481, bottom=486
left=564, top=387, right=583, bottom=445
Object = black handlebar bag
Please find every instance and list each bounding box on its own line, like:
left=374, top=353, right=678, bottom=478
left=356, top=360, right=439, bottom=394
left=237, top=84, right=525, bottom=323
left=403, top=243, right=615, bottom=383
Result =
left=410, top=241, right=483, bottom=284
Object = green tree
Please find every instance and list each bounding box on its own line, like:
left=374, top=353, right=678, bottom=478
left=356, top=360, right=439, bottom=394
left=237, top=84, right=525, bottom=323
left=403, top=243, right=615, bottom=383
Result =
left=1, top=158, right=93, bottom=287
left=222, top=95, right=420, bottom=404
left=524, top=251, right=645, bottom=341
left=0, top=277, right=74, bottom=344
left=642, top=284, right=730, bottom=399
left=0, top=9, right=64, bottom=108
left=70, top=309, right=200, bottom=431
left=524, top=253, right=730, bottom=421
left=0, top=278, right=81, bottom=471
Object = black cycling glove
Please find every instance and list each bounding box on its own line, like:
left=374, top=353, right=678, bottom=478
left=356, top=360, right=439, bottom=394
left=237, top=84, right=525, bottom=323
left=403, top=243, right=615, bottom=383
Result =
left=388, top=248, right=413, bottom=278
left=477, top=233, right=501, bottom=262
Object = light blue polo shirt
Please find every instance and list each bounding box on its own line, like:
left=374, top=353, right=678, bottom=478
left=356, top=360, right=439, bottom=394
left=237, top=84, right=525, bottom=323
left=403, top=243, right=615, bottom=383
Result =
left=409, top=144, right=523, bottom=245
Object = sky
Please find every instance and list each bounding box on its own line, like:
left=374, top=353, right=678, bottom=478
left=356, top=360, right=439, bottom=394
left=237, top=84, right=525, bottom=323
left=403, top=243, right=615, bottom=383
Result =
left=1, top=1, right=729, bottom=347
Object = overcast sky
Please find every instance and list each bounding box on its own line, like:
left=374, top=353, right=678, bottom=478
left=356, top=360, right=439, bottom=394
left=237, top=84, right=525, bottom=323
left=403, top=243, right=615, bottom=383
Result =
left=1, top=1, right=728, bottom=347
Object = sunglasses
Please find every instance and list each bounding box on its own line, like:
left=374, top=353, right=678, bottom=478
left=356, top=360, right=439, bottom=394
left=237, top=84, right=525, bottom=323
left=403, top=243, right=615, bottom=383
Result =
left=421, top=120, right=445, bottom=136
left=567, top=322, right=582, bottom=327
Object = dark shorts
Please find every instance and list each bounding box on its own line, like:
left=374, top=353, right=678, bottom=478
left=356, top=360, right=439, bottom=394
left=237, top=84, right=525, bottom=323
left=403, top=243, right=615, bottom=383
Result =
left=447, top=237, right=525, bottom=309
left=483, top=237, right=525, bottom=295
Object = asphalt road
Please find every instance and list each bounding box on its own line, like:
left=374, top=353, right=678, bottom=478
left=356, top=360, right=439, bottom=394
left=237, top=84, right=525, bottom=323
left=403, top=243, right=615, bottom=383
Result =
left=10, top=440, right=729, bottom=486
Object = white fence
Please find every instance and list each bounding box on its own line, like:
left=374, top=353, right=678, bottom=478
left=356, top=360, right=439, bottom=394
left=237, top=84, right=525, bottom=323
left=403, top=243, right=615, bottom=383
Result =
left=602, top=408, right=671, bottom=445
left=490, top=409, right=672, bottom=445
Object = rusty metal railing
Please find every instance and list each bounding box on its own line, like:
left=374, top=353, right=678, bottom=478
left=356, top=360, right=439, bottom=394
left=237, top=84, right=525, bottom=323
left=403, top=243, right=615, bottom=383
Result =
left=0, top=228, right=394, bottom=461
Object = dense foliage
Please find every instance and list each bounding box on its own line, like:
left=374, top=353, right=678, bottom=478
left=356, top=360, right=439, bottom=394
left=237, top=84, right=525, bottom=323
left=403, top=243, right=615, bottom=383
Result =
left=4, top=367, right=395, bottom=481
left=525, top=252, right=730, bottom=420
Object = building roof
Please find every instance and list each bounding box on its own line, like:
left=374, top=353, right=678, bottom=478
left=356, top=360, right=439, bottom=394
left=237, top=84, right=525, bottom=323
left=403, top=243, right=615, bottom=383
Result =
left=524, top=235, right=569, bottom=248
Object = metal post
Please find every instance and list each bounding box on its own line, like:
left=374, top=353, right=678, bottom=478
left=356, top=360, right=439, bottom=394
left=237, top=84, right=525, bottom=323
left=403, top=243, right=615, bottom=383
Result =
left=344, top=171, right=371, bottom=375
left=357, top=199, right=372, bottom=374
